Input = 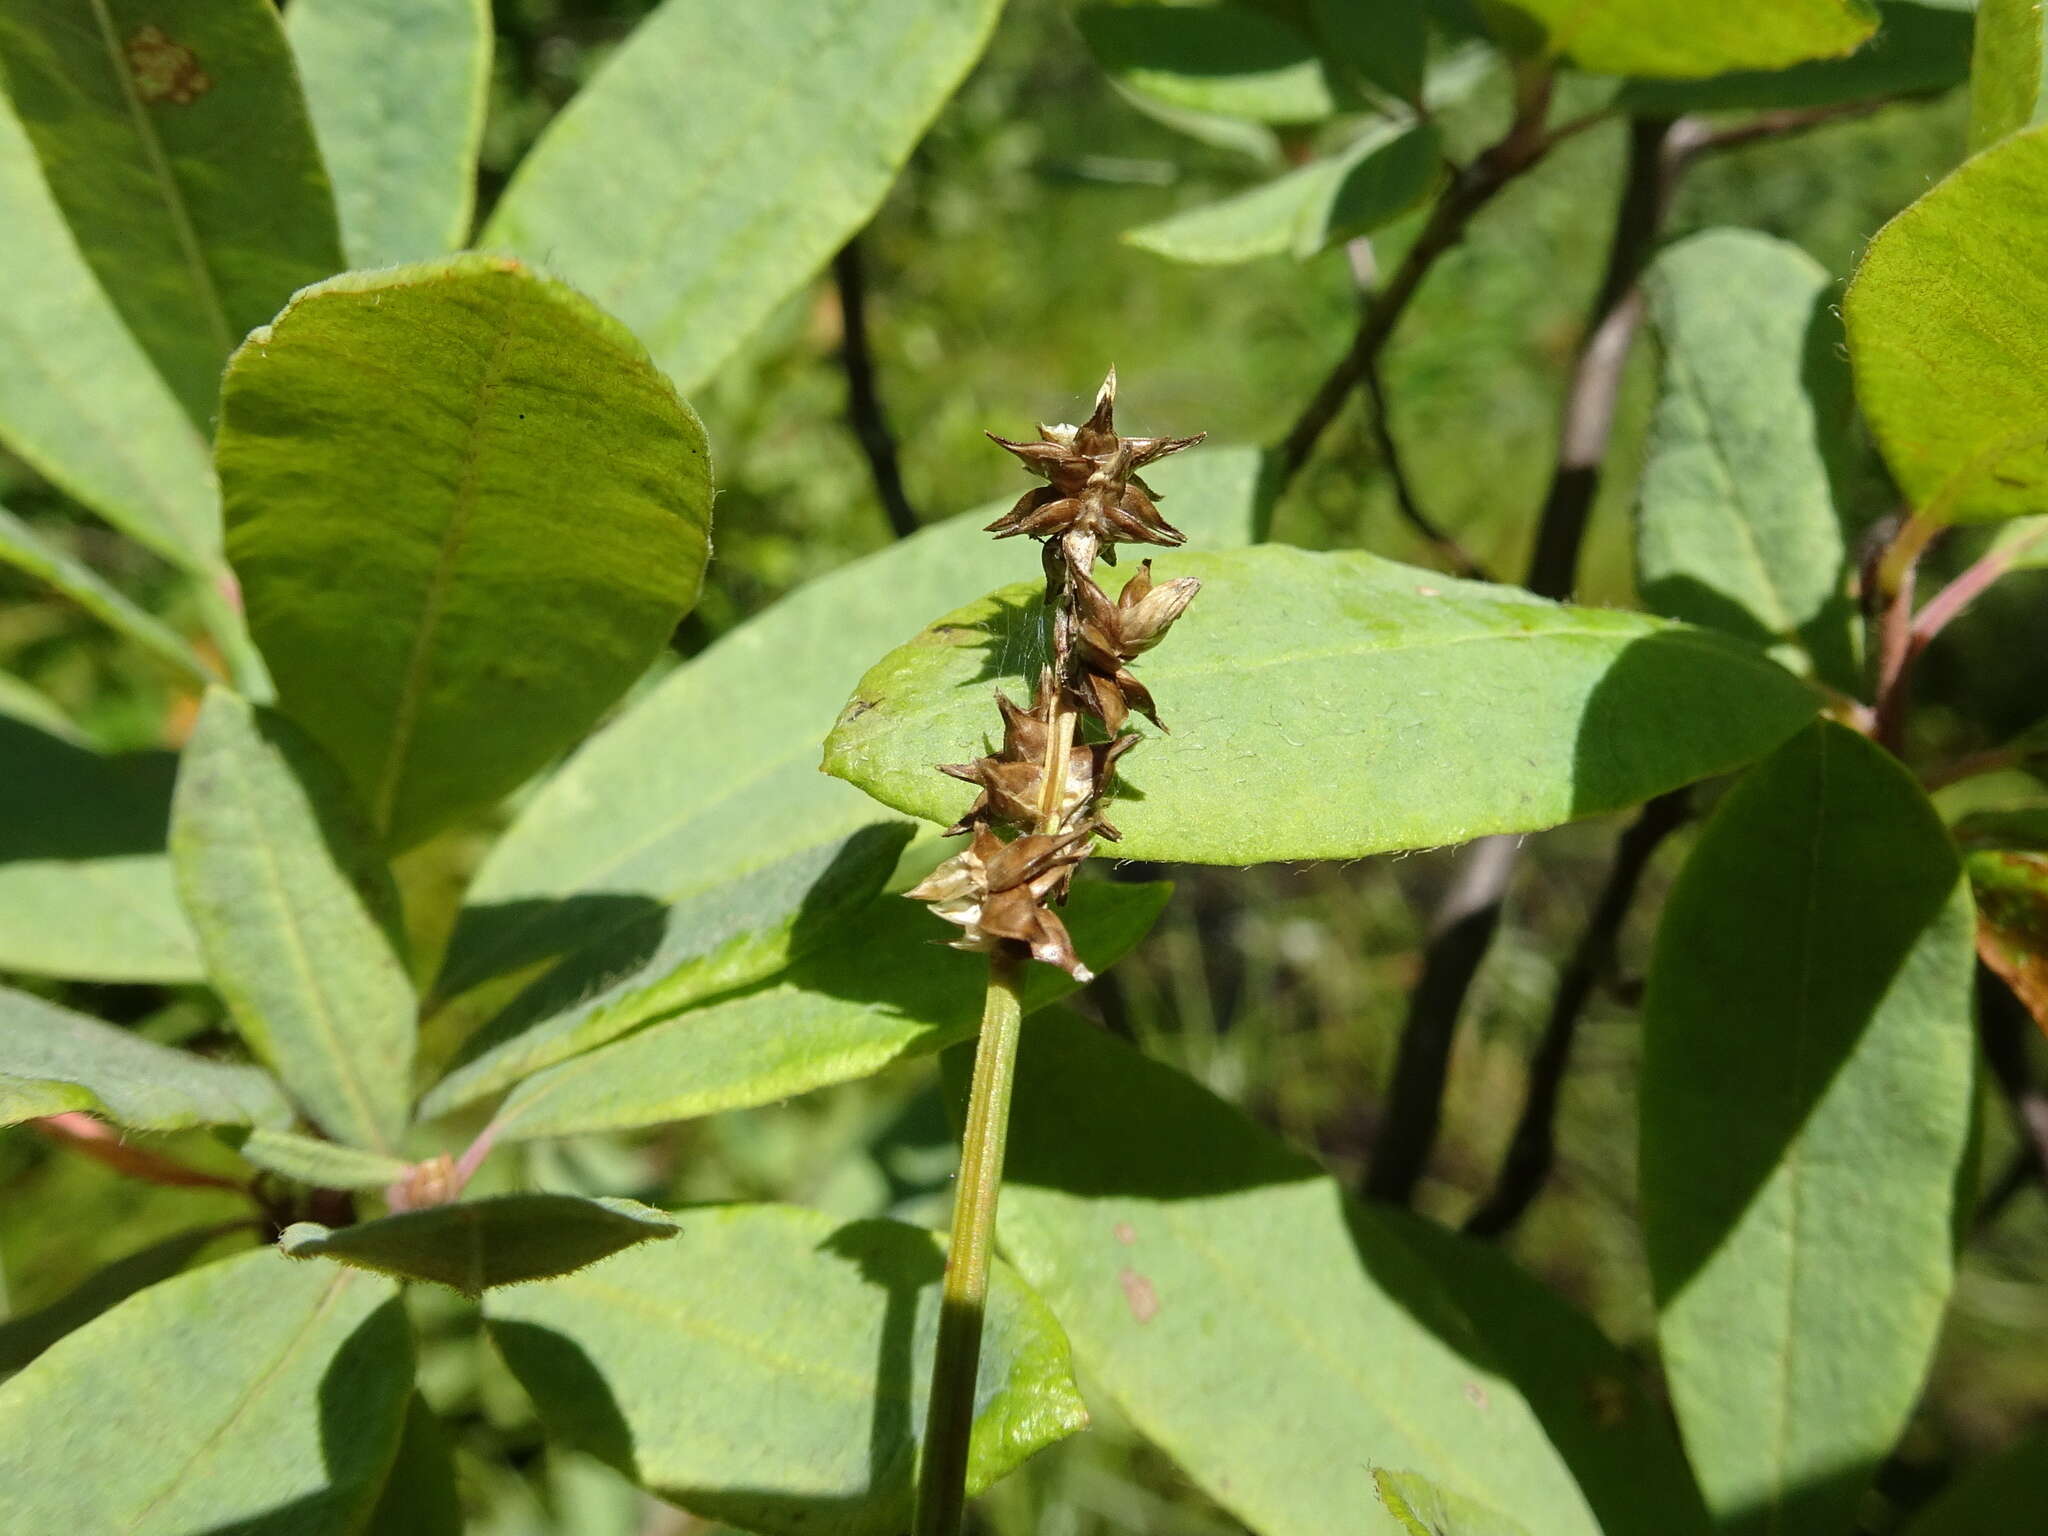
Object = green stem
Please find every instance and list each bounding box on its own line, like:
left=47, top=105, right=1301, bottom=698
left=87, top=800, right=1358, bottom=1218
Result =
left=914, top=944, right=1027, bottom=1536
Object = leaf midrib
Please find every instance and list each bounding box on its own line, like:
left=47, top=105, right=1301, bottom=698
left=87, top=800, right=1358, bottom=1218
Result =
left=85, top=0, right=233, bottom=363
left=120, top=1271, right=357, bottom=1532
left=369, top=300, right=520, bottom=834
left=220, top=739, right=394, bottom=1152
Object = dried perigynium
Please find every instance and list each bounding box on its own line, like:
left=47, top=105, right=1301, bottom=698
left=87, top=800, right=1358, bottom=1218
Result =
left=906, top=370, right=1203, bottom=979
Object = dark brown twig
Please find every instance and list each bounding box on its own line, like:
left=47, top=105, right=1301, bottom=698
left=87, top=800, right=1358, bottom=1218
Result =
left=832, top=236, right=920, bottom=540
left=1366, top=834, right=1519, bottom=1203
left=1274, top=73, right=1561, bottom=492
left=1463, top=791, right=1688, bottom=1237
left=1362, top=353, right=1491, bottom=581
left=32, top=1112, right=245, bottom=1193
left=1365, top=99, right=1909, bottom=1207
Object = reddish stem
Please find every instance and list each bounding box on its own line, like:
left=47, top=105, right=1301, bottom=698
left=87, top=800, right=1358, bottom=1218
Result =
left=33, top=1113, right=245, bottom=1192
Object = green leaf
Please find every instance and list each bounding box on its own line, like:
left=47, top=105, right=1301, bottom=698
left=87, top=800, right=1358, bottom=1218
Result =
left=1846, top=124, right=2048, bottom=524
left=0, top=1225, right=237, bottom=1374
left=0, top=92, right=217, bottom=568
left=0, top=502, right=211, bottom=686
left=1078, top=2, right=1337, bottom=123
left=474, top=879, right=1170, bottom=1138
left=0, top=1248, right=412, bottom=1535
left=1641, top=721, right=1976, bottom=1536
left=1617, top=2, right=1973, bottom=114
left=970, top=1009, right=1709, bottom=1536
left=218, top=256, right=713, bottom=848
left=0, top=983, right=289, bottom=1131
left=824, top=545, right=1819, bottom=863
left=285, top=0, right=490, bottom=267
left=431, top=445, right=1262, bottom=1003
left=426, top=822, right=911, bottom=1115
left=1637, top=231, right=1859, bottom=689
left=483, top=0, right=1002, bottom=395
left=0, top=716, right=201, bottom=982
left=1902, top=1426, right=2048, bottom=1534
left=171, top=690, right=416, bottom=1152
left=281, top=1195, right=677, bottom=1295
left=1375, top=1470, right=1534, bottom=1536
left=226, top=1127, right=413, bottom=1191
left=1492, top=0, right=1878, bottom=77
left=363, top=1394, right=464, bottom=1536
left=484, top=1203, right=1087, bottom=1536
left=0, top=0, right=344, bottom=428
left=1309, top=0, right=1427, bottom=104
left=1127, top=119, right=1440, bottom=266
left=1971, top=0, right=2048, bottom=151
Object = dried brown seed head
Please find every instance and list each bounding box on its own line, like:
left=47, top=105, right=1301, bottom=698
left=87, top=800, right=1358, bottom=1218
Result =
left=982, top=368, right=1205, bottom=555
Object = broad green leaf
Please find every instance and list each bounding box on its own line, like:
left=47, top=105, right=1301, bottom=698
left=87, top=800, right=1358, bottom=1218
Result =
left=431, top=445, right=1262, bottom=1004
left=1126, top=120, right=1439, bottom=266
left=483, top=0, right=1002, bottom=395
left=171, top=690, right=416, bottom=1152
left=1617, top=2, right=1972, bottom=114
left=474, top=879, right=1170, bottom=1138
left=1642, top=722, right=1976, bottom=1536
left=1845, top=125, right=2048, bottom=524
left=0, top=1225, right=237, bottom=1374
left=286, top=0, right=490, bottom=267
left=1637, top=231, right=1858, bottom=689
left=226, top=1127, right=412, bottom=1191
left=0, top=984, right=288, bottom=1131
left=972, top=1010, right=1709, bottom=1536
left=0, top=1248, right=411, bottom=1535
left=1309, top=0, right=1427, bottom=104
left=484, top=1203, right=1087, bottom=1536
left=1966, top=846, right=2048, bottom=1028
left=1078, top=2, right=1337, bottom=123
left=219, top=256, right=713, bottom=848
left=426, top=822, right=911, bottom=1114
left=0, top=0, right=343, bottom=428
left=1971, top=0, right=2048, bottom=150
left=0, top=502, right=211, bottom=686
left=1375, top=1471, right=1534, bottom=1536
left=1492, top=0, right=1878, bottom=77
left=1902, top=1426, right=2048, bottom=1534
left=281, top=1195, right=677, bottom=1295
left=363, top=1395, right=463, bottom=1536
left=0, top=92, right=216, bottom=568
left=0, top=717, right=201, bottom=982
left=824, top=546, right=1819, bottom=863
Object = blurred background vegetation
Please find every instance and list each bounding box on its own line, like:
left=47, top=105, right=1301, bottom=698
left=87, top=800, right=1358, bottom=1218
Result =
left=3, top=1, right=2043, bottom=1531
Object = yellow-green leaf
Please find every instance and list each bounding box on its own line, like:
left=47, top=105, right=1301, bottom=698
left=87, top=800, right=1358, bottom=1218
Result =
left=484, top=1204, right=1087, bottom=1536
left=1846, top=124, right=2048, bottom=524
left=218, top=256, right=713, bottom=848
left=824, top=546, right=1818, bottom=863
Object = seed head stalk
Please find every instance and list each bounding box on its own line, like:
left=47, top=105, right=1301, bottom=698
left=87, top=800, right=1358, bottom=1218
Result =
left=909, top=370, right=1203, bottom=1534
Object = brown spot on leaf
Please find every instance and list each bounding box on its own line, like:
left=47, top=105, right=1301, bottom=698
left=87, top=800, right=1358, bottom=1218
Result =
left=1112, top=1221, right=1136, bottom=1245
left=127, top=26, right=211, bottom=106
left=1463, top=1380, right=1489, bottom=1410
left=1118, top=1267, right=1158, bottom=1324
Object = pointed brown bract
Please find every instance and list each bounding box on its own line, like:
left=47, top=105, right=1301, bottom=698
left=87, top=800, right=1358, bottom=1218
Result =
left=915, top=372, right=1203, bottom=977
left=982, top=366, right=1205, bottom=560
left=904, top=826, right=1097, bottom=979
left=1070, top=560, right=1200, bottom=731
